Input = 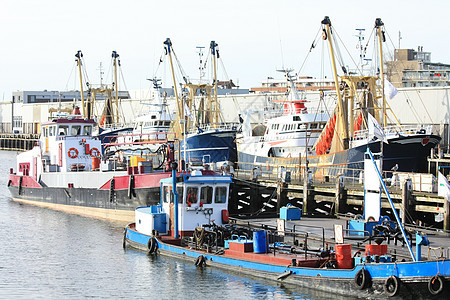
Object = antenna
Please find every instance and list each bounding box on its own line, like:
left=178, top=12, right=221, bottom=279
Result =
left=398, top=31, right=402, bottom=49
left=97, top=62, right=104, bottom=87
left=355, top=28, right=367, bottom=73
left=196, top=46, right=205, bottom=83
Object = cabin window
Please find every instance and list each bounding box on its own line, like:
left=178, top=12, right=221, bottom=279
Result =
left=200, top=186, right=213, bottom=204
left=293, top=116, right=300, bottom=121
left=163, top=186, right=172, bottom=203
left=165, top=121, right=170, bottom=126
left=151, top=115, right=156, bottom=119
left=297, top=124, right=302, bottom=130
left=83, top=125, right=92, bottom=136
left=49, top=126, right=56, bottom=136
left=176, top=186, right=183, bottom=203
left=186, top=187, right=198, bottom=204
left=43, top=127, right=48, bottom=137
left=71, top=125, right=81, bottom=136
left=310, top=123, right=318, bottom=129
left=215, top=187, right=227, bottom=203
left=58, top=125, right=69, bottom=136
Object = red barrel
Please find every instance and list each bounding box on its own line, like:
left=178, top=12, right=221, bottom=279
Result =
left=335, top=244, right=352, bottom=269
left=365, top=244, right=387, bottom=256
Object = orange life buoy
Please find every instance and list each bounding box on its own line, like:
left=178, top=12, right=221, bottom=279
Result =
left=68, top=148, right=79, bottom=159
left=90, top=147, right=100, bottom=157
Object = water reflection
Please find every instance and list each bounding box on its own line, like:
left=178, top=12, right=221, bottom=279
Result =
left=0, top=150, right=355, bottom=299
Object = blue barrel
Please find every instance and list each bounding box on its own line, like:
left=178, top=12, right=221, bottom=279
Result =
left=253, top=230, right=267, bottom=253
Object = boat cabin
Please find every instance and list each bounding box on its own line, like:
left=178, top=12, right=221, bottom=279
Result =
left=15, top=115, right=101, bottom=180
left=135, top=171, right=232, bottom=237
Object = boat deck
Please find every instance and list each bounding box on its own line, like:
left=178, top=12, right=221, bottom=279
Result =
left=233, top=217, right=450, bottom=261
left=224, top=248, right=326, bottom=267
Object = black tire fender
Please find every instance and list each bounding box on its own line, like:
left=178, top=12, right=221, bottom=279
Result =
left=122, top=229, right=127, bottom=249
left=354, top=268, right=371, bottom=290
left=195, top=255, right=206, bottom=267
left=428, top=275, right=444, bottom=296
left=147, top=237, right=157, bottom=254
left=383, top=275, right=400, bottom=297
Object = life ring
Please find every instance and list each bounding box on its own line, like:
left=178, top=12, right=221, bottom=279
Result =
left=354, top=268, right=370, bottom=290
left=90, top=147, right=100, bottom=157
left=428, top=275, right=444, bottom=295
left=147, top=237, right=157, bottom=254
left=383, top=275, right=400, bottom=297
left=195, top=255, right=206, bottom=267
left=68, top=148, right=79, bottom=159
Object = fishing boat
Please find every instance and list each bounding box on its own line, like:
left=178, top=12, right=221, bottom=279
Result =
left=238, top=17, right=440, bottom=175
left=237, top=70, right=329, bottom=165
left=311, top=17, right=441, bottom=173
left=124, top=150, right=449, bottom=298
left=7, top=108, right=176, bottom=223
left=105, top=78, right=173, bottom=154
left=164, top=39, right=238, bottom=167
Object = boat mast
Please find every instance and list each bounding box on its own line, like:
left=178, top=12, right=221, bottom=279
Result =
left=75, top=50, right=85, bottom=117
left=164, top=38, right=184, bottom=136
left=375, top=18, right=386, bottom=127
left=112, top=51, right=120, bottom=125
left=322, top=16, right=349, bottom=150
left=210, top=41, right=219, bottom=127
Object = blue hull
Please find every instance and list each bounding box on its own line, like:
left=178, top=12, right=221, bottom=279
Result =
left=124, top=226, right=450, bottom=298
left=181, top=129, right=237, bottom=164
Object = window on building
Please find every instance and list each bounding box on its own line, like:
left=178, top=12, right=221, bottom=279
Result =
left=13, top=116, right=22, bottom=128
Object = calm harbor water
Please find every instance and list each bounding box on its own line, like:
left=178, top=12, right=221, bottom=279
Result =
left=0, top=150, right=352, bottom=300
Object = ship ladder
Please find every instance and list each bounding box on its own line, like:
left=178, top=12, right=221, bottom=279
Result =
left=109, top=178, right=116, bottom=203
left=128, top=175, right=135, bottom=199
left=18, top=176, right=23, bottom=196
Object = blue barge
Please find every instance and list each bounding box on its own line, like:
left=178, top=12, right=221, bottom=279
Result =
left=124, top=160, right=450, bottom=298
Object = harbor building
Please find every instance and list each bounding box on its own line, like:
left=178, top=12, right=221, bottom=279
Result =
left=386, top=47, right=450, bottom=88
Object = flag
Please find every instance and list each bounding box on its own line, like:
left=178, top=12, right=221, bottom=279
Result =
left=384, top=78, right=398, bottom=100
left=184, top=102, right=193, bottom=121
left=368, top=113, right=388, bottom=143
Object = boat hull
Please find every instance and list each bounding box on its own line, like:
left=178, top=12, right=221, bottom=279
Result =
left=238, top=134, right=441, bottom=174
left=7, top=172, right=169, bottom=223
left=182, top=129, right=237, bottom=165
left=124, top=226, right=450, bottom=299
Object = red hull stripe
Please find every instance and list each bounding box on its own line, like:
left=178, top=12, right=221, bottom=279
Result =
left=8, top=175, right=43, bottom=188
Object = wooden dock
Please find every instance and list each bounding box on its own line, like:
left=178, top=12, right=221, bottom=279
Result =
left=231, top=167, right=450, bottom=231
left=0, top=133, right=39, bottom=151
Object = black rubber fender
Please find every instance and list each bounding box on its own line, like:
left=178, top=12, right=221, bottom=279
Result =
left=428, top=275, right=444, bottom=296
left=383, top=275, right=400, bottom=297
left=147, top=237, right=157, bottom=254
left=354, top=268, right=371, bottom=290
left=122, top=229, right=127, bottom=249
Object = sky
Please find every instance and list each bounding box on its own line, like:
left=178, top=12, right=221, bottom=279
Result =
left=1, top=0, right=449, bottom=100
